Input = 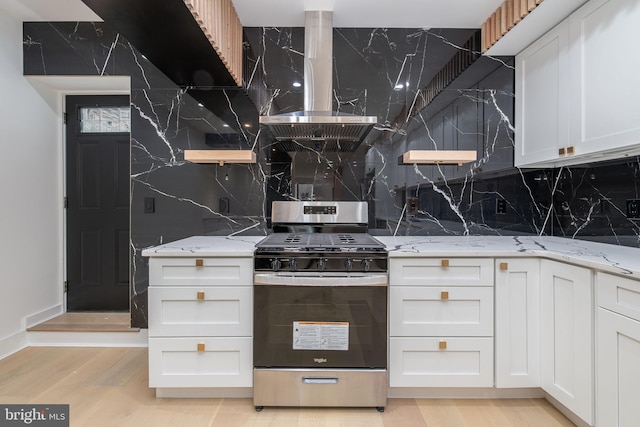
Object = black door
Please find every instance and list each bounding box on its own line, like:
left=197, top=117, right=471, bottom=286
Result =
left=66, top=95, right=130, bottom=311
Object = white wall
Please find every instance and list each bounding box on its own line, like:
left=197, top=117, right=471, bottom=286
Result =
left=0, top=10, right=64, bottom=357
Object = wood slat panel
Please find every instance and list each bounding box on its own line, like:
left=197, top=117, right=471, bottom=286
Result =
left=500, top=4, right=508, bottom=35
left=183, top=0, right=242, bottom=86
left=506, top=0, right=515, bottom=30
left=481, top=0, right=544, bottom=52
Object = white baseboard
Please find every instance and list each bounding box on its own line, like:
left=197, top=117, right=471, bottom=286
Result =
left=543, top=392, right=591, bottom=427
left=27, top=329, right=148, bottom=347
left=0, top=330, right=28, bottom=360
left=387, top=387, right=545, bottom=399
left=156, top=387, right=253, bottom=398
left=24, top=304, right=64, bottom=329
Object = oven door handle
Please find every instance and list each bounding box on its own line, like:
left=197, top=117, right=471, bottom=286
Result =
left=253, top=273, right=388, bottom=287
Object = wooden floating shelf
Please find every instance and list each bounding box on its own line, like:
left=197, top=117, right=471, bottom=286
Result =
left=184, top=150, right=256, bottom=165
left=402, top=150, right=477, bottom=166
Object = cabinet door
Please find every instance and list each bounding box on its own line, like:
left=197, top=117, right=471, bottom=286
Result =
left=540, top=260, right=593, bottom=425
left=390, top=286, right=493, bottom=337
left=148, top=286, right=252, bottom=337
left=495, top=258, right=540, bottom=388
left=149, top=257, right=253, bottom=286
left=597, top=308, right=640, bottom=427
left=389, top=258, right=494, bottom=286
left=515, top=21, right=570, bottom=167
left=389, top=337, right=494, bottom=387
left=569, top=0, right=640, bottom=158
left=148, top=337, right=252, bottom=388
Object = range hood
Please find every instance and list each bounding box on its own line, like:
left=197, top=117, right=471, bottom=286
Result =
left=259, top=11, right=378, bottom=145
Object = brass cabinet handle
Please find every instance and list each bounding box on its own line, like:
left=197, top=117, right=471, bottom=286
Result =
left=499, top=262, right=508, bottom=271
left=197, top=291, right=205, bottom=300
left=197, top=343, right=205, bottom=352
left=439, top=341, right=447, bottom=350
left=441, top=291, right=449, bottom=300
left=441, top=259, right=450, bottom=268
left=567, top=146, right=575, bottom=154
left=559, top=147, right=566, bottom=155
left=195, top=259, right=204, bottom=267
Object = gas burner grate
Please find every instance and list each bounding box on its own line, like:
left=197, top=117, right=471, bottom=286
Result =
left=337, top=234, right=356, bottom=244
left=283, top=234, right=303, bottom=244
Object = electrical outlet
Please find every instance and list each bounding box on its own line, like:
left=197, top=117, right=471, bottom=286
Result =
left=496, top=199, right=507, bottom=214
left=627, top=199, right=640, bottom=219
left=144, top=197, right=155, bottom=213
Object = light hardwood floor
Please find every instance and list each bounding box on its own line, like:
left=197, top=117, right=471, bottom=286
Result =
left=0, top=347, right=575, bottom=427
left=27, top=313, right=138, bottom=332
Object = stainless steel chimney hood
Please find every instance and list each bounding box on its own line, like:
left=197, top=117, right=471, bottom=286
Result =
left=259, top=11, right=378, bottom=145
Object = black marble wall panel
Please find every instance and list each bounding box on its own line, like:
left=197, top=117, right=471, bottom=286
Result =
left=23, top=22, right=640, bottom=326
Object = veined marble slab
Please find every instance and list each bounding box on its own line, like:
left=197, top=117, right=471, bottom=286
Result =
left=376, top=235, right=640, bottom=278
left=142, top=236, right=264, bottom=257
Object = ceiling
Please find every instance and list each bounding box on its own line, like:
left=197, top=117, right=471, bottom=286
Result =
left=4, top=0, right=502, bottom=28
left=230, top=0, right=503, bottom=28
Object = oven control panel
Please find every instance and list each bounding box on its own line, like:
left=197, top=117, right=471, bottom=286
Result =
left=254, top=253, right=388, bottom=273
left=303, top=205, right=337, bottom=215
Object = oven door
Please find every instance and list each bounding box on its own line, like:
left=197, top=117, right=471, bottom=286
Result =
left=253, top=273, right=387, bottom=369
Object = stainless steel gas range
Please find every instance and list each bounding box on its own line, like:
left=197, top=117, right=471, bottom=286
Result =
left=253, top=201, right=388, bottom=412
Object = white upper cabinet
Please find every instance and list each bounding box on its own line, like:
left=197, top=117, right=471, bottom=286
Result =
left=515, top=22, right=570, bottom=167
left=568, top=0, right=640, bottom=159
left=515, top=0, right=640, bottom=168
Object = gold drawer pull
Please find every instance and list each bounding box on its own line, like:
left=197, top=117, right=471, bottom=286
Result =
left=499, top=262, right=508, bottom=271
left=197, top=291, right=205, bottom=300
left=439, top=341, right=447, bottom=350
left=441, top=291, right=449, bottom=300
left=559, top=147, right=566, bottom=155
left=195, top=259, right=204, bottom=267
left=197, top=343, right=205, bottom=352
left=441, top=259, right=450, bottom=268
left=567, top=146, right=575, bottom=154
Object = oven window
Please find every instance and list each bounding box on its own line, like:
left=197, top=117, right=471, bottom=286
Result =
left=254, top=285, right=387, bottom=369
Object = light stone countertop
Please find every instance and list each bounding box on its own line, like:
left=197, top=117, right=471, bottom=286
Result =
left=142, top=234, right=640, bottom=279
left=375, top=235, right=640, bottom=279
left=141, top=235, right=264, bottom=257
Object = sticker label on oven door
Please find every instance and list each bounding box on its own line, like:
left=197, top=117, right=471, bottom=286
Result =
left=293, top=321, right=349, bottom=351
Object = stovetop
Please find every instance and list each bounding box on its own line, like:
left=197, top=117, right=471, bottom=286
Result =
left=256, top=232, right=385, bottom=251
left=254, top=232, right=388, bottom=273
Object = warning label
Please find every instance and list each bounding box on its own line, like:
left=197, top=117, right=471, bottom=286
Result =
left=293, top=321, right=349, bottom=351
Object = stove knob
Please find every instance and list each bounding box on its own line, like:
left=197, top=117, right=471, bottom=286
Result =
left=317, top=258, right=327, bottom=271
left=344, top=258, right=353, bottom=272
left=290, top=258, right=298, bottom=272
left=271, top=258, right=281, bottom=272
left=361, top=258, right=371, bottom=272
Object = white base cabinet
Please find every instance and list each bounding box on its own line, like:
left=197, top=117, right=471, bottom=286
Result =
left=147, top=256, right=253, bottom=390
left=389, top=258, right=494, bottom=388
left=494, top=259, right=540, bottom=388
left=596, top=272, right=640, bottom=427
left=540, top=260, right=593, bottom=426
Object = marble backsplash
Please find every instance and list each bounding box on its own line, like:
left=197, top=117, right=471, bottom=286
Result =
left=23, top=22, right=640, bottom=327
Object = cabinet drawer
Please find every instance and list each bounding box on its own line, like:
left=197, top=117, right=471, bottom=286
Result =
left=148, top=287, right=252, bottom=337
left=149, top=257, right=253, bottom=286
left=389, top=337, right=494, bottom=387
left=389, top=258, right=493, bottom=286
left=149, top=337, right=252, bottom=388
left=597, top=272, right=640, bottom=322
left=390, top=286, right=493, bottom=337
